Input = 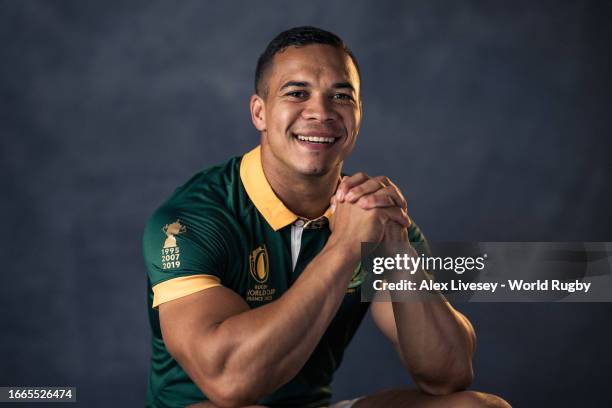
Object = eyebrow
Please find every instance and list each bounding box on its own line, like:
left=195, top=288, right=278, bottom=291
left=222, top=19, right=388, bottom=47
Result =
left=332, top=82, right=356, bottom=93
left=280, top=81, right=309, bottom=90
left=279, top=80, right=356, bottom=93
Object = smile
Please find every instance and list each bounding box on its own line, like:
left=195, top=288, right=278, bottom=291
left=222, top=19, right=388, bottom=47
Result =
left=294, top=134, right=337, bottom=144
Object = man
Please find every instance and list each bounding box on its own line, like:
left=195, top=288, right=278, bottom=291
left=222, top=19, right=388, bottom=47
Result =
left=143, top=26, right=511, bottom=408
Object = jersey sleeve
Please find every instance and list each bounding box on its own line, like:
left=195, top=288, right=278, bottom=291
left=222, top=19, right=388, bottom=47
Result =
left=143, top=205, right=232, bottom=308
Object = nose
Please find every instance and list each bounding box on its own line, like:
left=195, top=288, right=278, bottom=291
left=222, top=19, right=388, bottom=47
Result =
left=301, top=93, right=339, bottom=122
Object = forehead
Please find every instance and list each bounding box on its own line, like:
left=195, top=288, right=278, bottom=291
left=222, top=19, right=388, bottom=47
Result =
left=268, top=44, right=360, bottom=91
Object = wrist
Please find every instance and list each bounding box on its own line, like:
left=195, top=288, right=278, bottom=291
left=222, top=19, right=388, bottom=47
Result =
left=325, top=234, right=362, bottom=265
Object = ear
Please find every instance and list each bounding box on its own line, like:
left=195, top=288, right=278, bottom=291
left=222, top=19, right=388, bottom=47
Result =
left=355, top=99, right=363, bottom=136
left=250, top=94, right=266, bottom=132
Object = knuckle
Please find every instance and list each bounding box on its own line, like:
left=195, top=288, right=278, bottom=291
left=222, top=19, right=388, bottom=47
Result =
left=363, top=179, right=380, bottom=193
left=359, top=196, right=376, bottom=207
left=372, top=176, right=388, bottom=188
left=390, top=186, right=402, bottom=198
left=351, top=185, right=364, bottom=195
left=362, top=195, right=375, bottom=205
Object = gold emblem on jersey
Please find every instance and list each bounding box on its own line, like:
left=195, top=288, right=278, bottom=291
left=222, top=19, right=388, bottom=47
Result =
left=249, top=245, right=269, bottom=283
left=247, top=245, right=275, bottom=302
left=162, top=220, right=186, bottom=249
left=347, top=262, right=366, bottom=293
left=161, top=219, right=186, bottom=270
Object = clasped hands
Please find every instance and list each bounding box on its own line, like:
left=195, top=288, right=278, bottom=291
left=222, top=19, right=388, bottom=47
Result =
left=330, top=173, right=411, bottom=243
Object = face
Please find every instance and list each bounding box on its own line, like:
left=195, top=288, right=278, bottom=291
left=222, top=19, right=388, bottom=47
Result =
left=251, top=44, right=362, bottom=178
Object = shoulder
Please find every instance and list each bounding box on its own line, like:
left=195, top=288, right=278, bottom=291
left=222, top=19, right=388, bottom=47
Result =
left=148, top=156, right=243, bottom=223
left=143, top=156, right=246, bottom=252
left=167, top=156, right=242, bottom=210
left=142, top=157, right=247, bottom=293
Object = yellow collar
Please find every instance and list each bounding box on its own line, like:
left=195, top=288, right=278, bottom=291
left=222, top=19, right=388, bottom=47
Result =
left=240, top=145, right=333, bottom=231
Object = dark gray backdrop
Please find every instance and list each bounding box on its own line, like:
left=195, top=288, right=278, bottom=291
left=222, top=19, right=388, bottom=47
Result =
left=1, top=1, right=611, bottom=407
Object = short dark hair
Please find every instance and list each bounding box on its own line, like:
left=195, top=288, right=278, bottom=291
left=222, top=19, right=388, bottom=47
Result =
left=254, top=26, right=361, bottom=97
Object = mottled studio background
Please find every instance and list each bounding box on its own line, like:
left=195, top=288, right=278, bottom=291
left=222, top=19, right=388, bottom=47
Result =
left=1, top=1, right=611, bottom=407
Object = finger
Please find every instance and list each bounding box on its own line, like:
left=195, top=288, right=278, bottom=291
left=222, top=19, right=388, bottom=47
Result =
left=356, top=191, right=396, bottom=209
left=356, top=186, right=408, bottom=210
left=335, top=172, right=370, bottom=202
left=381, top=178, right=408, bottom=209
left=345, top=176, right=390, bottom=203
left=382, top=207, right=411, bottom=228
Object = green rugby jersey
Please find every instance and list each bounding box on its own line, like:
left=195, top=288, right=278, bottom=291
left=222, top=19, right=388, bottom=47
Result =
left=142, top=145, right=428, bottom=408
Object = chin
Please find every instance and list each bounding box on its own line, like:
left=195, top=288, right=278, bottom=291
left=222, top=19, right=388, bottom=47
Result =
left=295, top=162, right=334, bottom=177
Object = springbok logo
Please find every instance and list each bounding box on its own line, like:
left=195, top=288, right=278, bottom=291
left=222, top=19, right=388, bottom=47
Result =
left=249, top=245, right=269, bottom=283
left=162, top=219, right=186, bottom=248
left=348, top=262, right=366, bottom=289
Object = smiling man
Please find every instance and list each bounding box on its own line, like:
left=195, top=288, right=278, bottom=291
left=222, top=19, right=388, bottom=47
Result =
left=143, top=26, right=511, bottom=408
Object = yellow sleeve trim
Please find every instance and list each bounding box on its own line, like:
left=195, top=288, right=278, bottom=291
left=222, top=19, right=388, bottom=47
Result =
left=152, top=274, right=222, bottom=308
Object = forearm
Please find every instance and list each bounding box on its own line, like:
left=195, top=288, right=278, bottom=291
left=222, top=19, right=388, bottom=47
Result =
left=393, top=298, right=475, bottom=392
left=204, top=240, right=359, bottom=402
left=390, top=265, right=475, bottom=394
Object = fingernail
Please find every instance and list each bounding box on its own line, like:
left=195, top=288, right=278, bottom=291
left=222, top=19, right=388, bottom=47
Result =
left=337, top=190, right=345, bottom=201
left=345, top=192, right=355, bottom=201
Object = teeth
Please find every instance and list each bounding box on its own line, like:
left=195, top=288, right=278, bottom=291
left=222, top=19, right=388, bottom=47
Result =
left=296, top=135, right=335, bottom=143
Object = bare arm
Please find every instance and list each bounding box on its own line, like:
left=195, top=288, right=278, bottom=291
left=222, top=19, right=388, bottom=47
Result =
left=337, top=176, right=476, bottom=395
left=372, top=292, right=476, bottom=395
left=159, top=200, right=409, bottom=407
left=371, top=227, right=476, bottom=395
left=160, top=240, right=359, bottom=407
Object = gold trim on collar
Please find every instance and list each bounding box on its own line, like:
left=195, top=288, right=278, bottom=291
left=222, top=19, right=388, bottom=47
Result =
left=323, top=206, right=334, bottom=220
left=240, top=145, right=334, bottom=231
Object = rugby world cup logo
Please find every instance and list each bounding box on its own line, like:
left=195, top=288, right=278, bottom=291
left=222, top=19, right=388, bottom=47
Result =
left=249, top=245, right=269, bottom=283
left=162, top=220, right=186, bottom=248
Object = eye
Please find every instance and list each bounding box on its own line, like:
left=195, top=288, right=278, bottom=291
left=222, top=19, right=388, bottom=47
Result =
left=333, top=93, right=353, bottom=101
left=286, top=91, right=308, bottom=98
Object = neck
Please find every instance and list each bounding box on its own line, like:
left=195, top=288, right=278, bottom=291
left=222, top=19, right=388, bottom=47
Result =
left=261, top=154, right=340, bottom=220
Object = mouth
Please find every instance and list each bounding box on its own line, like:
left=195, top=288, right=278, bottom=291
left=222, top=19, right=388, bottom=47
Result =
left=292, top=133, right=340, bottom=146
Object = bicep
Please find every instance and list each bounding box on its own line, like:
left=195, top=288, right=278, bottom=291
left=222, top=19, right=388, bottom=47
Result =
left=159, top=286, right=250, bottom=391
